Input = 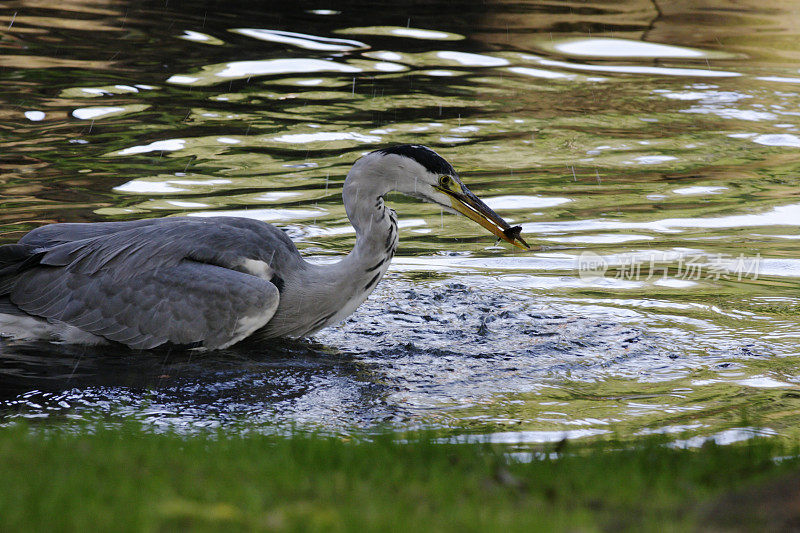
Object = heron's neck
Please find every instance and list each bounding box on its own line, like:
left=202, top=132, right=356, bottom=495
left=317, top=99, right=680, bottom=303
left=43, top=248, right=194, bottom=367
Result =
left=269, top=181, right=397, bottom=337
left=342, top=182, right=398, bottom=272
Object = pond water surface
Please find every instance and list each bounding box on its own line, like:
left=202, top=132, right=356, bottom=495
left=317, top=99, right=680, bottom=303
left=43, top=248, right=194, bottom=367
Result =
left=1, top=0, right=800, bottom=445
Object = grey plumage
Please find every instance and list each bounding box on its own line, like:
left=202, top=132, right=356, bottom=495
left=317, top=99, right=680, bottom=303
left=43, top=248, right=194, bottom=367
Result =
left=3, top=217, right=294, bottom=349
left=0, top=145, right=525, bottom=350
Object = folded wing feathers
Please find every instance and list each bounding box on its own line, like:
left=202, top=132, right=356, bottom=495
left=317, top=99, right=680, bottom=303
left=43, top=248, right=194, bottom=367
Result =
left=1, top=217, right=290, bottom=349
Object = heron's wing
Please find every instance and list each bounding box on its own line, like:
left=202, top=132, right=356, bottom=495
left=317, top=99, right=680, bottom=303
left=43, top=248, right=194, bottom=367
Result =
left=21, top=216, right=301, bottom=279
left=18, top=219, right=176, bottom=248
left=9, top=260, right=280, bottom=349
left=2, top=216, right=300, bottom=349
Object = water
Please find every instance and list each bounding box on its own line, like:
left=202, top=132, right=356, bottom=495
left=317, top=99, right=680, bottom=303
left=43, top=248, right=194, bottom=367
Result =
left=2, top=1, right=800, bottom=444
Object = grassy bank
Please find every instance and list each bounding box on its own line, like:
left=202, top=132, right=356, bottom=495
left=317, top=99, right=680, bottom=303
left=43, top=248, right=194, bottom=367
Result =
left=0, top=424, right=797, bottom=532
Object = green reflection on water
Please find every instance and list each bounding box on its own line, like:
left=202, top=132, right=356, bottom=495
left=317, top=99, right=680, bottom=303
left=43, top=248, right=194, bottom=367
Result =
left=1, top=0, right=800, bottom=443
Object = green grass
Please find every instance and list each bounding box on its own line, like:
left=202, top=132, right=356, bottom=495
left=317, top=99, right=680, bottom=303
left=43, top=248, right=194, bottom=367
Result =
left=0, top=424, right=798, bottom=532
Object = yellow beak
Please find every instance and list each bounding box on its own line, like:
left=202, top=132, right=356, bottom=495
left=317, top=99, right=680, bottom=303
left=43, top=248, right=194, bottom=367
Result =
left=439, top=186, right=530, bottom=250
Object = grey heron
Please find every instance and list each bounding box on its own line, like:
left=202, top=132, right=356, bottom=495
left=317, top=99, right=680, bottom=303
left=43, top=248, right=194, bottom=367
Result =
left=0, top=145, right=528, bottom=350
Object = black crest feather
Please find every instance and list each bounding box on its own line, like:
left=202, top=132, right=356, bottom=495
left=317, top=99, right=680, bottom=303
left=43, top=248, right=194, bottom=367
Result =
left=376, top=145, right=456, bottom=175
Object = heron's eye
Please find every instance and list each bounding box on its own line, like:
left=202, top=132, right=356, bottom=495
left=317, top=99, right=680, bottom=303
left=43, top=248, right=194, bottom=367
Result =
left=439, top=175, right=453, bottom=189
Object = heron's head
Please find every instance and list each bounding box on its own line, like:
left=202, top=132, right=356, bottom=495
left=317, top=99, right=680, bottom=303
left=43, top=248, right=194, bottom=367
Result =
left=348, top=144, right=529, bottom=249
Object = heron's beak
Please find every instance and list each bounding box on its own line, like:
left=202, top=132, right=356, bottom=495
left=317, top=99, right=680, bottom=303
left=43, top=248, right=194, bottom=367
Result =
left=438, top=185, right=530, bottom=250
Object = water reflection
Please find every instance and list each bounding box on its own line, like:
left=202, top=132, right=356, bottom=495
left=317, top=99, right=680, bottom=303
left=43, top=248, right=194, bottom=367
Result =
left=73, top=105, right=149, bottom=120
left=231, top=29, right=367, bottom=51
left=0, top=338, right=394, bottom=431
left=535, top=57, right=741, bottom=77
left=1, top=0, right=800, bottom=443
left=117, top=139, right=186, bottom=156
left=167, top=58, right=363, bottom=86
left=549, top=38, right=708, bottom=58
left=336, top=26, right=463, bottom=41
left=178, top=30, right=224, bottom=45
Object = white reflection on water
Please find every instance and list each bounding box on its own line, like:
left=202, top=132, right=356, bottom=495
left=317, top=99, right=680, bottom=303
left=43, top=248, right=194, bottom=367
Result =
left=373, top=61, right=407, bottom=72
left=630, top=155, right=678, bottom=165
left=24, top=110, right=45, bottom=121
left=535, top=57, right=741, bottom=77
left=216, top=58, right=361, bottom=78
left=553, top=38, right=706, bottom=58
left=422, top=69, right=455, bottom=77
left=450, top=125, right=480, bottom=133
left=273, top=131, right=380, bottom=144
left=179, top=30, right=222, bottom=45
left=72, top=106, right=126, bottom=120
left=67, top=85, right=148, bottom=97
left=436, top=51, right=509, bottom=67
left=117, top=139, right=185, bottom=155
left=231, top=29, right=367, bottom=51
left=188, top=207, right=326, bottom=221
left=727, top=258, right=800, bottom=278
left=167, top=75, right=199, bottom=84
left=757, top=76, right=800, bottom=84
left=673, top=186, right=727, bottom=195
left=80, top=87, right=113, bottom=95
left=167, top=59, right=361, bottom=85
left=752, top=133, right=800, bottom=147
left=180, top=30, right=211, bottom=42
left=737, top=376, right=792, bottom=388
left=681, top=106, right=777, bottom=121
left=495, top=274, right=642, bottom=290
left=654, top=278, right=697, bottom=288
left=521, top=203, right=800, bottom=234
left=388, top=255, right=581, bottom=274
left=166, top=200, right=209, bottom=208
left=114, top=181, right=186, bottom=193
left=507, top=66, right=575, bottom=80
left=254, top=191, right=301, bottom=202
left=484, top=195, right=571, bottom=210
left=391, top=28, right=453, bottom=40
left=306, top=9, right=340, bottom=15
left=114, top=177, right=232, bottom=194
left=371, top=51, right=402, bottom=61
left=336, top=26, right=463, bottom=41
left=170, top=178, right=233, bottom=186
left=654, top=89, right=749, bottom=103
left=543, top=234, right=653, bottom=244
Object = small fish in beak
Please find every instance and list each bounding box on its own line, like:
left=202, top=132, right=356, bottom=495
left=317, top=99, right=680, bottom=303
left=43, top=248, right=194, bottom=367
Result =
left=503, top=225, right=529, bottom=249
left=442, top=183, right=530, bottom=250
